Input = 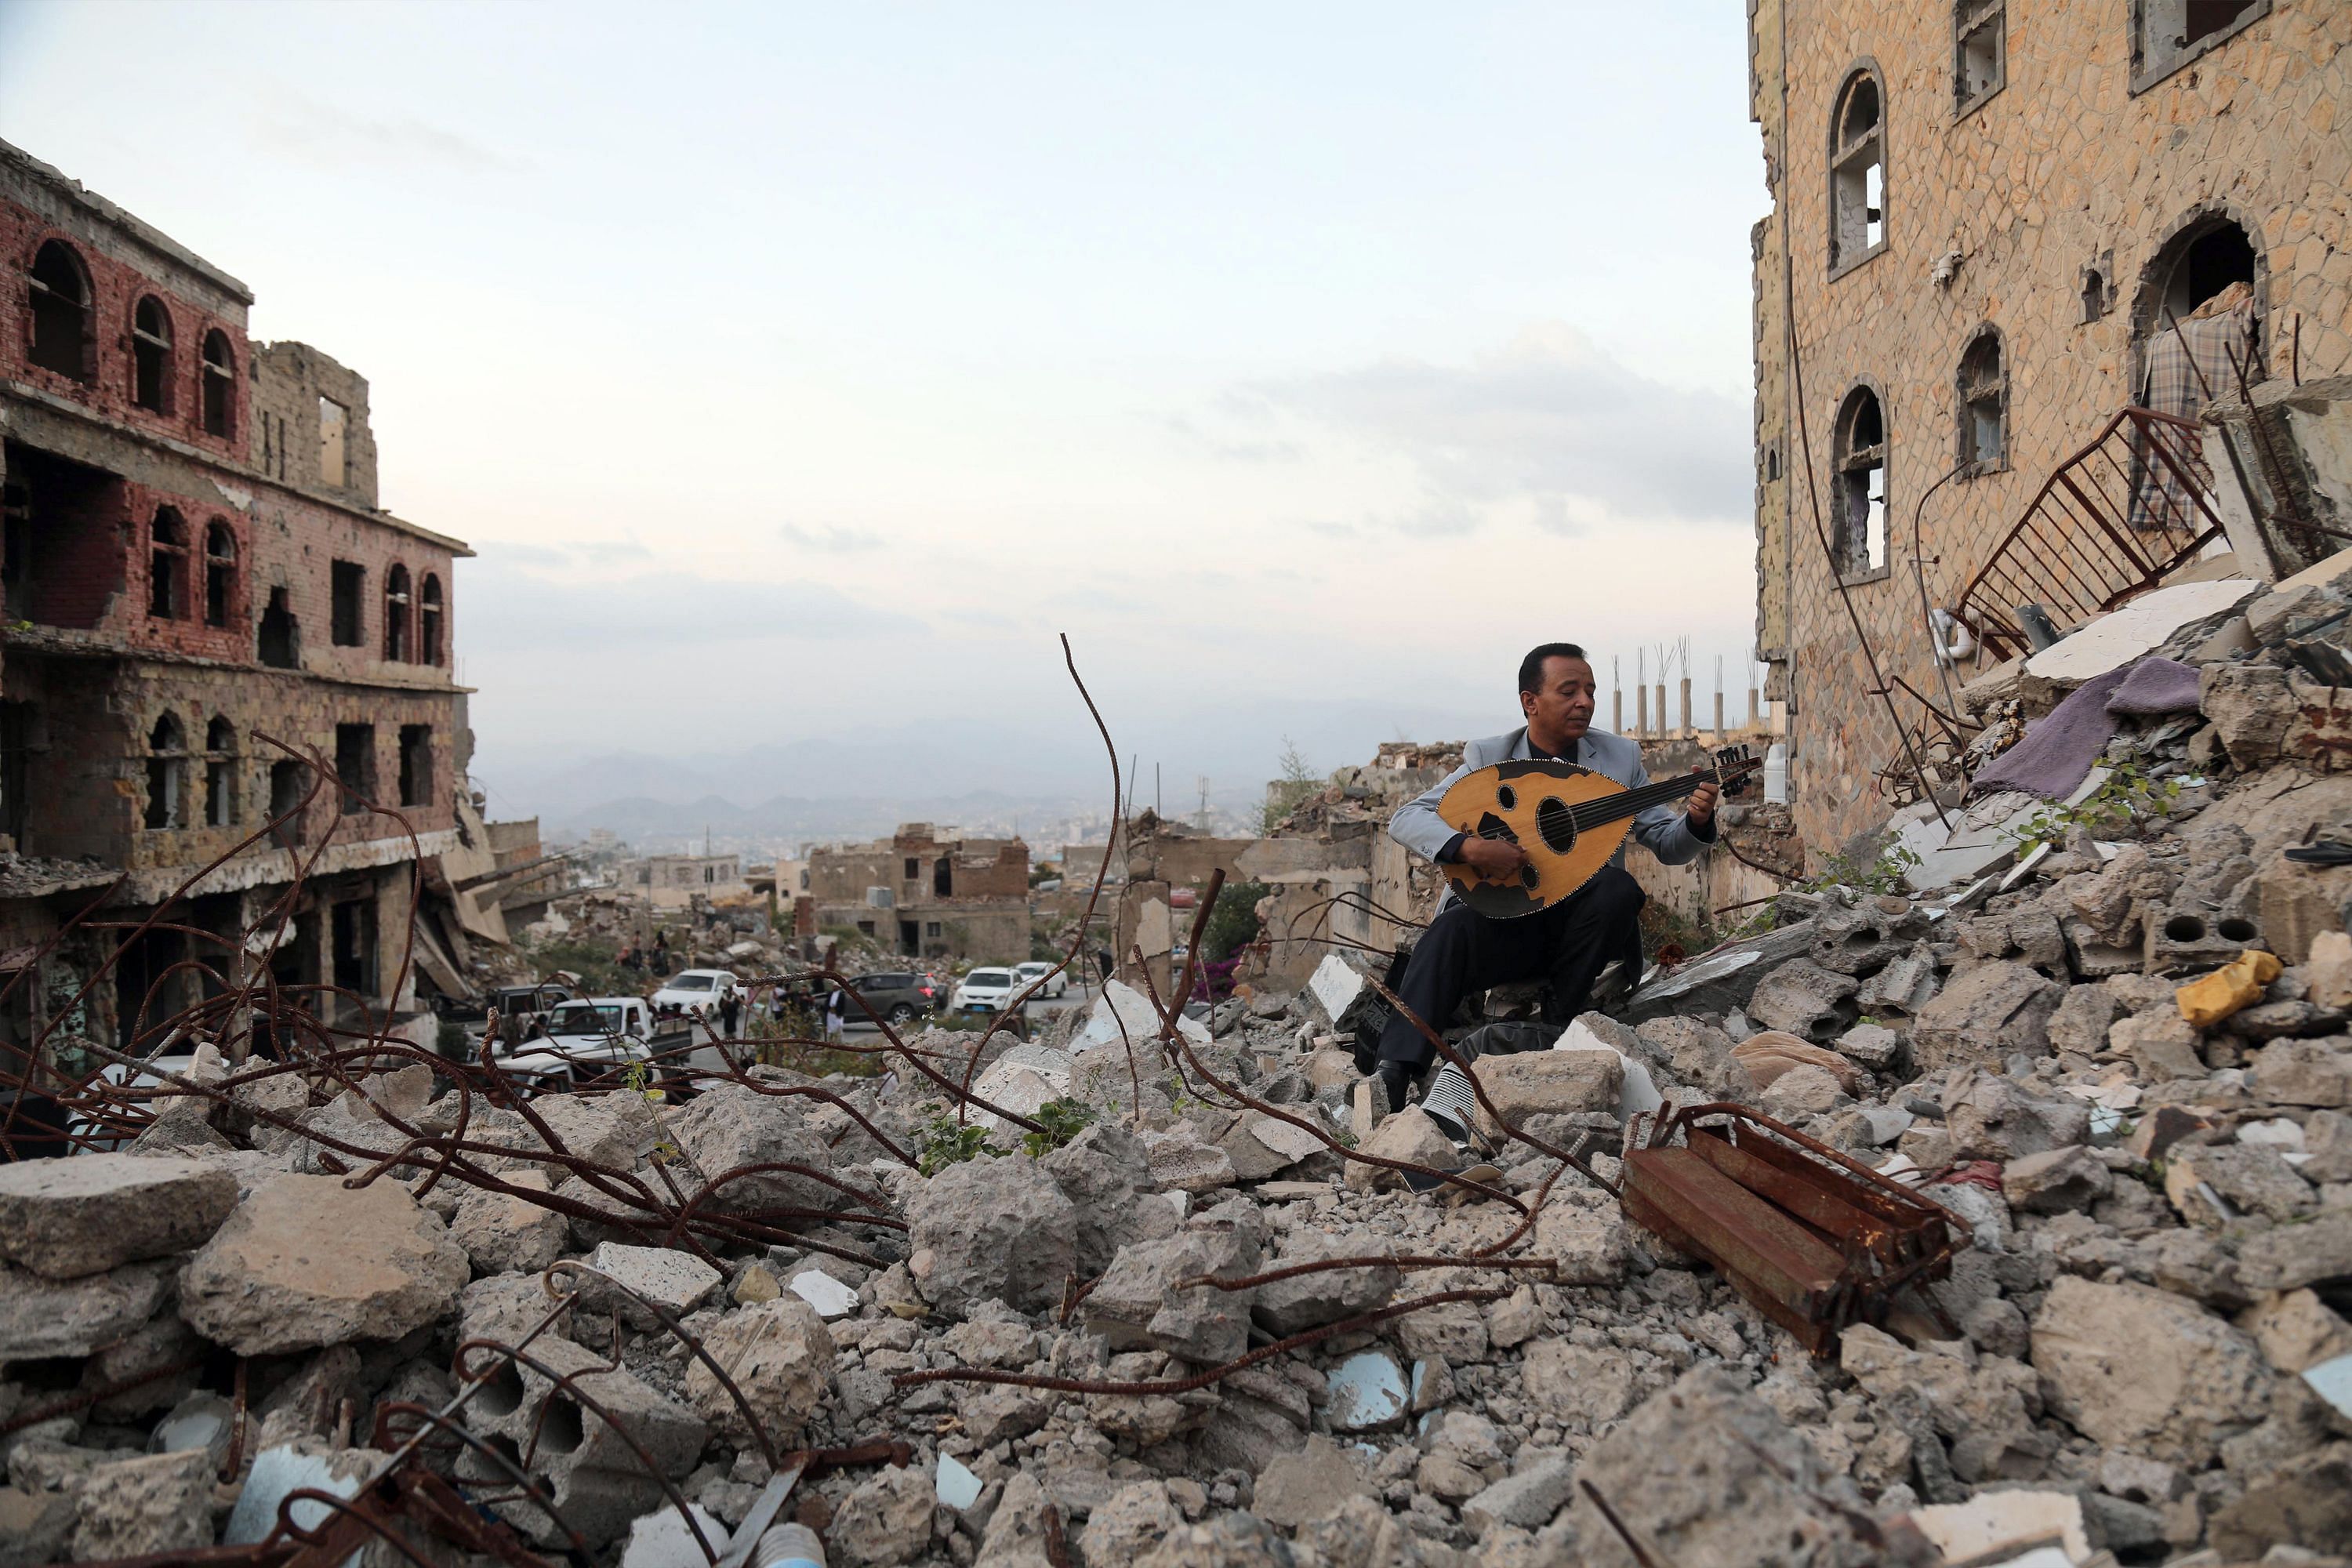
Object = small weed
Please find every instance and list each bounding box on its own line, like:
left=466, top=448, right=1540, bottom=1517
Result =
left=1802, top=842, right=1923, bottom=897
left=2005, top=759, right=2182, bottom=856
left=916, top=1105, right=1005, bottom=1175
left=1018, top=1098, right=1096, bottom=1158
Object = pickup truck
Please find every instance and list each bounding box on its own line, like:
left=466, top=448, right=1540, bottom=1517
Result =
left=493, top=997, right=689, bottom=1090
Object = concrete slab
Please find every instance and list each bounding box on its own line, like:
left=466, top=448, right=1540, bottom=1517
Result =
left=2023, top=576, right=2258, bottom=682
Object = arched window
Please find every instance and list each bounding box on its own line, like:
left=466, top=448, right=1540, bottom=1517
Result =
left=149, top=508, right=189, bottom=619
left=28, top=240, right=93, bottom=382
left=1832, top=386, right=1888, bottom=578
left=2136, top=215, right=2261, bottom=415
left=201, top=329, right=235, bottom=438
left=204, top=717, right=238, bottom=827
left=419, top=574, right=444, bottom=666
left=204, top=522, right=237, bottom=627
left=145, top=713, right=187, bottom=830
left=132, top=296, right=174, bottom=413
left=1955, top=2, right=2005, bottom=112
left=383, top=564, right=411, bottom=661
left=258, top=585, right=300, bottom=669
left=1828, top=70, right=1886, bottom=274
left=1957, top=328, right=2006, bottom=472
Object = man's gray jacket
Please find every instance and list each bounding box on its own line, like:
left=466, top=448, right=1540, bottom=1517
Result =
left=1390, top=726, right=1715, bottom=913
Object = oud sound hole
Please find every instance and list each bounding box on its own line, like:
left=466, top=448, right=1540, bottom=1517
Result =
left=1496, top=785, right=1517, bottom=811
left=1536, top=797, right=1577, bottom=855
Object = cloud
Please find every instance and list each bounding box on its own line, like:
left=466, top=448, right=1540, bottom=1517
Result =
left=245, top=93, right=522, bottom=172
left=456, top=556, right=921, bottom=652
left=1234, top=325, right=1749, bottom=534
left=778, top=523, right=886, bottom=554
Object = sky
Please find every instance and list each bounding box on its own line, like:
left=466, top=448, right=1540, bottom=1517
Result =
left=0, top=1, right=1769, bottom=819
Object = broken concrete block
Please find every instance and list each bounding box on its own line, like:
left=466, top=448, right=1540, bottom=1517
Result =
left=2249, top=1035, right=2352, bottom=1105
left=2239, top=1288, right=2352, bottom=1374
left=1909, top=1490, right=2091, bottom=1567
left=0, top=1153, right=238, bottom=1280
left=1565, top=1365, right=1898, bottom=1568
left=663, top=1085, right=844, bottom=1217
left=1086, top=1216, right=1261, bottom=1363
left=2048, top=985, right=2119, bottom=1057
left=1945, top=1073, right=2092, bottom=1162
left=2202, top=659, right=2298, bottom=768
left=1253, top=1436, right=1374, bottom=1529
left=1467, top=1049, right=1621, bottom=1138
left=1343, top=1107, right=1456, bottom=1194
left=0, top=1257, right=172, bottom=1361
left=2002, top=1145, right=2111, bottom=1214
left=1912, top=960, right=2063, bottom=1073
left=2112, top=1010, right=2209, bottom=1083
left=2237, top=1210, right=2352, bottom=1291
left=1835, top=1021, right=1904, bottom=1072
left=449, top=1171, right=568, bottom=1276
left=1040, top=1120, right=1181, bottom=1276
left=1250, top=1229, right=1399, bottom=1336
left=179, top=1174, right=469, bottom=1356
left=829, top=1461, right=935, bottom=1567
left=2166, top=1142, right=2314, bottom=1224
left=682, top=1295, right=833, bottom=1443
left=1856, top=942, right=1940, bottom=1018
left=2031, top=1276, right=2271, bottom=1466
left=1461, top=1457, right=1574, bottom=1538
left=1520, top=1339, right=1635, bottom=1427
left=1532, top=1187, right=1632, bottom=1284
left=0, top=1485, right=76, bottom=1565
left=1745, top=959, right=1860, bottom=1041
left=1136, top=1128, right=1238, bottom=1193
left=2307, top=930, right=2352, bottom=1008
left=69, top=1449, right=213, bottom=1562
left=580, top=1242, right=723, bottom=1326
left=909, top=1152, right=1076, bottom=1316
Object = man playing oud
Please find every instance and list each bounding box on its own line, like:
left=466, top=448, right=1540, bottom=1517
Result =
left=1373, top=643, right=1719, bottom=1118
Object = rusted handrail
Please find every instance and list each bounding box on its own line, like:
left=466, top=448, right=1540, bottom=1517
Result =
left=1950, top=405, right=2223, bottom=660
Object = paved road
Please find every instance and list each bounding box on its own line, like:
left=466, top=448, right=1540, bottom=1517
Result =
left=670, top=979, right=1098, bottom=1079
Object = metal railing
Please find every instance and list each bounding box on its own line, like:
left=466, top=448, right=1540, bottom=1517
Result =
left=1950, top=405, right=2223, bottom=660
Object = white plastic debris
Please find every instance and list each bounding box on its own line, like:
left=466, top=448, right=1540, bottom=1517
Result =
left=935, top=1452, right=983, bottom=1510
left=786, top=1269, right=859, bottom=1319
left=1327, top=1349, right=1407, bottom=1431
left=2306, top=1352, right=2352, bottom=1419
left=1553, top=1017, right=1661, bottom=1120
left=621, top=1503, right=729, bottom=1568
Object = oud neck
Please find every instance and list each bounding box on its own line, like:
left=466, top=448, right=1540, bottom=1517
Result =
left=1573, top=768, right=1723, bottom=831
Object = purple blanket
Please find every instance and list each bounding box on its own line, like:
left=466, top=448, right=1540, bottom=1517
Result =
left=1969, top=657, right=2200, bottom=800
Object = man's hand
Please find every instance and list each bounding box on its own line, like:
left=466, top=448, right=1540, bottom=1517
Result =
left=1457, top=834, right=1530, bottom=881
left=1686, top=771, right=1721, bottom=829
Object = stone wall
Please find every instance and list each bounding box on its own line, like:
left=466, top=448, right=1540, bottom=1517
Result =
left=1751, top=1, right=2352, bottom=848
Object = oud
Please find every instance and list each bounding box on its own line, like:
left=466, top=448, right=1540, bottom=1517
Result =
left=1436, top=747, right=1759, bottom=918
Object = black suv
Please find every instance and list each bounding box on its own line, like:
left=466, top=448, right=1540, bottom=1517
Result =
left=850, top=971, right=942, bottom=1025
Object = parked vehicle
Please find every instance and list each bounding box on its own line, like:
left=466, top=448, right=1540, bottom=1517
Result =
left=1012, top=960, right=1071, bottom=1000
left=494, top=998, right=688, bottom=1090
left=850, top=971, right=942, bottom=1025
left=439, top=982, right=575, bottom=1050
left=651, top=969, right=735, bottom=1017
left=949, top=967, right=1022, bottom=1013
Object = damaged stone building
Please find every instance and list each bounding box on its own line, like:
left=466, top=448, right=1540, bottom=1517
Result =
left=0, top=140, right=473, bottom=1071
left=807, top=823, right=1030, bottom=962
left=1750, top=1, right=2352, bottom=848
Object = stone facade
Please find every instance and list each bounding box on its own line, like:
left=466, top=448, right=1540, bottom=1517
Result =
left=1751, top=0, right=2352, bottom=848
left=0, top=138, right=472, bottom=1072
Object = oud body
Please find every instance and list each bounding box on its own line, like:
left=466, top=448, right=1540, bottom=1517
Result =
left=1436, top=750, right=1757, bottom=919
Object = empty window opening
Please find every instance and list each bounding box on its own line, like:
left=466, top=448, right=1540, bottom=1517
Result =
left=201, top=331, right=235, bottom=438
left=383, top=564, right=410, bottom=661
left=330, top=560, right=364, bottom=646
left=149, top=508, right=189, bottom=619
left=1764, top=445, right=1782, bottom=482
left=703, top=865, right=717, bottom=884
left=0, top=701, right=32, bottom=848
left=205, top=717, right=238, bottom=827
left=131, top=296, right=174, bottom=413
left=203, top=522, right=236, bottom=627
left=933, top=858, right=953, bottom=897
left=1958, top=329, right=2007, bottom=472
left=258, top=585, right=299, bottom=668
left=145, top=712, right=187, bottom=830
left=2159, top=221, right=2258, bottom=327
left=331, top=897, right=376, bottom=1000
left=335, top=722, right=375, bottom=815
left=1829, top=71, right=1886, bottom=272
left=318, top=397, right=347, bottom=486
left=398, top=724, right=431, bottom=808
left=27, top=241, right=92, bottom=381
left=902, top=857, right=920, bottom=880
left=925, top=921, right=942, bottom=939
left=1833, top=387, right=1888, bottom=578
left=1, top=444, right=127, bottom=630
left=419, top=574, right=444, bottom=665
left=2136, top=0, right=2269, bottom=85
left=267, top=759, right=307, bottom=847
left=2082, top=266, right=2111, bottom=325
left=1955, top=2, right=2005, bottom=111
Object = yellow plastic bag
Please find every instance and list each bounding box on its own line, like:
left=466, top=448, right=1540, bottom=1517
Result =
left=2175, top=949, right=2283, bottom=1028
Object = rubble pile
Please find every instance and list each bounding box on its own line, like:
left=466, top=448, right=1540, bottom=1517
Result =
left=12, top=570, right=2352, bottom=1567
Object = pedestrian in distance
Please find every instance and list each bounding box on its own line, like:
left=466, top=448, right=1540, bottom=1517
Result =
left=717, top=984, right=742, bottom=1038
left=825, top=985, right=847, bottom=1041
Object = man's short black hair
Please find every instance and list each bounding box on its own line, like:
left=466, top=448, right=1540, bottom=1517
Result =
left=1518, top=642, right=1589, bottom=695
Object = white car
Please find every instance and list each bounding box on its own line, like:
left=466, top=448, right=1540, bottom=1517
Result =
left=652, top=968, right=735, bottom=1016
left=949, top=967, right=1022, bottom=1013
left=495, top=998, right=656, bottom=1088
left=1012, top=960, right=1070, bottom=1000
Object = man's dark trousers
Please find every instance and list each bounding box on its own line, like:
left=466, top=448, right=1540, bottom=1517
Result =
left=1374, top=866, right=1646, bottom=1073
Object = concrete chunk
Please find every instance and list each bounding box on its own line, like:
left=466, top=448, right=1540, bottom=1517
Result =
left=0, top=1153, right=238, bottom=1279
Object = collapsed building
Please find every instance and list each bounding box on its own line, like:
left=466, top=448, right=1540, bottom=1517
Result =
left=0, top=139, right=477, bottom=1077
left=808, top=825, right=1031, bottom=964
left=1749, top=0, right=2352, bottom=848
